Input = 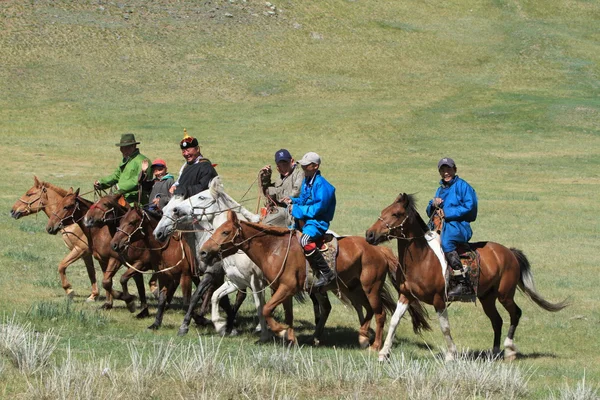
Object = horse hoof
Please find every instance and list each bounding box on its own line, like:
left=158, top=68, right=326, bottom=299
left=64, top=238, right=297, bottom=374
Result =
left=147, top=323, right=160, bottom=331
left=177, top=327, right=189, bottom=337
left=229, top=329, right=239, bottom=337
left=100, top=303, right=112, bottom=310
left=136, top=308, right=150, bottom=319
left=126, top=301, right=136, bottom=313
left=85, top=295, right=97, bottom=303
left=445, top=352, right=456, bottom=362
left=66, top=290, right=76, bottom=300
left=358, top=336, right=370, bottom=349
left=312, top=337, right=321, bottom=347
left=378, top=353, right=390, bottom=363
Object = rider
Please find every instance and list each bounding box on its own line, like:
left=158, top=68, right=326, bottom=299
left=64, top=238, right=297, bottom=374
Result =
left=259, top=149, right=304, bottom=227
left=426, top=157, right=478, bottom=298
left=94, top=133, right=150, bottom=205
left=170, top=129, right=218, bottom=199
left=282, top=152, right=336, bottom=288
left=139, top=158, right=175, bottom=211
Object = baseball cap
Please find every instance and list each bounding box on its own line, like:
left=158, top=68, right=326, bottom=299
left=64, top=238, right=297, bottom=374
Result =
left=298, top=152, right=321, bottom=166
left=151, top=159, right=167, bottom=169
left=437, top=157, right=456, bottom=169
left=274, top=149, right=292, bottom=163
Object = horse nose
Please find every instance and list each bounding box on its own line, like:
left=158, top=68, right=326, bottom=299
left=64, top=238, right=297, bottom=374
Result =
left=365, top=230, right=375, bottom=244
left=83, top=217, right=93, bottom=228
left=111, top=242, right=120, bottom=252
left=199, top=250, right=208, bottom=262
left=155, top=231, right=164, bottom=241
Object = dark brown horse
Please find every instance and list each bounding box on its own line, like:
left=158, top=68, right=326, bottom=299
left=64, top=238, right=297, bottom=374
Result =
left=200, top=210, right=430, bottom=350
left=11, top=177, right=99, bottom=301
left=83, top=193, right=155, bottom=317
left=365, top=193, right=568, bottom=361
left=46, top=188, right=142, bottom=313
left=111, top=205, right=197, bottom=329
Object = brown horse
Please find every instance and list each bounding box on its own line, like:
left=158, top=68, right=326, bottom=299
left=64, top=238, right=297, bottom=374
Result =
left=83, top=193, right=155, bottom=317
left=11, top=177, right=99, bottom=301
left=46, top=188, right=142, bottom=313
left=111, top=205, right=197, bottom=329
left=200, top=210, right=430, bottom=350
left=365, top=193, right=568, bottom=361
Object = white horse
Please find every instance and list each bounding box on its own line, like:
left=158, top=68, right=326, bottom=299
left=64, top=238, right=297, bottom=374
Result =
left=154, top=177, right=269, bottom=340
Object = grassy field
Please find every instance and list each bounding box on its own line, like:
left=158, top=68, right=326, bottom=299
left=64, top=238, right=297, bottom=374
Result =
left=1, top=0, right=599, bottom=398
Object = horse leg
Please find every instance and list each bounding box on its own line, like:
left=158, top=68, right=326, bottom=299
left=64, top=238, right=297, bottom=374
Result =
left=180, top=273, right=192, bottom=308
left=262, top=286, right=293, bottom=341
left=57, top=247, right=84, bottom=299
left=211, top=281, right=238, bottom=335
left=479, top=290, right=503, bottom=357
left=132, top=271, right=149, bottom=319
left=148, top=280, right=175, bottom=330
left=282, top=296, right=296, bottom=343
left=435, top=303, right=458, bottom=362
left=498, top=290, right=522, bottom=361
left=250, top=274, right=270, bottom=342
left=82, top=252, right=99, bottom=302
left=311, top=292, right=331, bottom=346
left=100, top=258, right=122, bottom=310
left=178, top=274, right=213, bottom=336
left=365, top=284, right=386, bottom=352
left=345, top=288, right=373, bottom=349
left=379, top=294, right=410, bottom=362
left=148, top=272, right=159, bottom=300
left=117, top=266, right=141, bottom=314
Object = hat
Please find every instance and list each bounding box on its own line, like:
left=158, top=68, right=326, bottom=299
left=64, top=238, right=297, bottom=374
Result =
left=437, top=157, right=456, bottom=169
left=274, top=149, right=292, bottom=163
left=298, top=152, right=321, bottom=166
left=115, top=133, right=140, bottom=147
left=180, top=128, right=199, bottom=149
left=151, top=159, right=167, bottom=169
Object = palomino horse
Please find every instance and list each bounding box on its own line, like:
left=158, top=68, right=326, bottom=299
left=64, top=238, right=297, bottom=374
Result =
left=365, top=193, right=568, bottom=361
left=153, top=179, right=269, bottom=339
left=111, top=205, right=197, bottom=330
left=83, top=193, right=155, bottom=317
left=200, top=210, right=431, bottom=350
left=11, top=177, right=99, bottom=301
left=46, top=188, right=141, bottom=312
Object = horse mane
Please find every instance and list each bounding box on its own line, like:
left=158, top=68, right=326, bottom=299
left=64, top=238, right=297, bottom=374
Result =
left=242, top=220, right=292, bottom=236
left=209, top=177, right=261, bottom=223
left=38, top=180, right=69, bottom=197
left=403, top=193, right=430, bottom=233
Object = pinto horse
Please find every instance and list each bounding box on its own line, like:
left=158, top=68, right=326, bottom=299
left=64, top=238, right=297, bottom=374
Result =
left=111, top=206, right=197, bottom=330
left=365, top=193, right=568, bottom=361
left=200, top=210, right=430, bottom=350
left=11, top=177, right=99, bottom=301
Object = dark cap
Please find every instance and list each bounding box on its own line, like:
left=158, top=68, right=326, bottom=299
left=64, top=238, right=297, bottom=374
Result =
left=274, top=149, right=292, bottom=163
left=437, top=157, right=456, bottom=169
left=115, top=133, right=140, bottom=147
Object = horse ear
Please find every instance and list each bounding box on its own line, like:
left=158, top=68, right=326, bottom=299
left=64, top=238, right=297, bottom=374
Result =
left=34, top=176, right=41, bottom=187
left=74, top=188, right=80, bottom=197
left=394, top=193, right=405, bottom=203
left=228, top=209, right=239, bottom=224
left=67, top=187, right=74, bottom=194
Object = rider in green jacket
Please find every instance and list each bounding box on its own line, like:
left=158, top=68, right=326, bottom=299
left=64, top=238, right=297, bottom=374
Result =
left=94, top=133, right=150, bottom=205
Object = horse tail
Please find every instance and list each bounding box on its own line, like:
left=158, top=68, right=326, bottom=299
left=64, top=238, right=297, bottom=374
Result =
left=407, top=301, right=432, bottom=333
left=511, top=248, right=569, bottom=312
left=379, top=246, right=431, bottom=333
left=294, top=291, right=307, bottom=304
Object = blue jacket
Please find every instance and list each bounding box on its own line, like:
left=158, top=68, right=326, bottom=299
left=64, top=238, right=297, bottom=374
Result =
left=291, top=171, right=336, bottom=238
left=426, top=176, right=477, bottom=252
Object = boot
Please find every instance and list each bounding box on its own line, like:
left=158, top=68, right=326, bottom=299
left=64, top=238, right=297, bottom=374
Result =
left=306, top=250, right=336, bottom=288
left=445, top=250, right=474, bottom=298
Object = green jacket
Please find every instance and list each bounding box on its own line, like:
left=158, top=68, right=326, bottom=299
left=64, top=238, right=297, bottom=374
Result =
left=98, top=149, right=150, bottom=204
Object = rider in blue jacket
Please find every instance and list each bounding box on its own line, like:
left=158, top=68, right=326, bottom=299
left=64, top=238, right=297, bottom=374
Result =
left=426, top=157, right=478, bottom=298
left=283, top=152, right=337, bottom=288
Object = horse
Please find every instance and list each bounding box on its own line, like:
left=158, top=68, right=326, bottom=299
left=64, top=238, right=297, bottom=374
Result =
left=11, top=177, right=99, bottom=301
left=153, top=178, right=270, bottom=340
left=200, top=209, right=431, bottom=350
left=365, top=193, right=568, bottom=361
left=46, top=188, right=140, bottom=313
left=83, top=193, right=155, bottom=317
left=111, top=205, right=197, bottom=330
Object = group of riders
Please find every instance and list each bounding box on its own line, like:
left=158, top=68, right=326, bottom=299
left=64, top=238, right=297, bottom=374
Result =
left=94, top=131, right=478, bottom=298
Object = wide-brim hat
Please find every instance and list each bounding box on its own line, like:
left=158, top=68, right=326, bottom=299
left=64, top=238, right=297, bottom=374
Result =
left=115, top=133, right=140, bottom=147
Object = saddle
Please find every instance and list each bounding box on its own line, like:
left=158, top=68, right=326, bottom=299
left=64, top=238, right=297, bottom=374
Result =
left=447, top=243, right=482, bottom=301
left=296, top=232, right=340, bottom=287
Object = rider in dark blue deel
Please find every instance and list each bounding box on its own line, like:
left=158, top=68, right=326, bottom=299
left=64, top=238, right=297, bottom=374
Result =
left=426, top=157, right=478, bottom=298
left=282, top=151, right=336, bottom=288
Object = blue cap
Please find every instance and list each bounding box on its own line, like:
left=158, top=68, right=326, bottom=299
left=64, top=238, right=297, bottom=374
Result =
left=274, top=149, right=292, bottom=163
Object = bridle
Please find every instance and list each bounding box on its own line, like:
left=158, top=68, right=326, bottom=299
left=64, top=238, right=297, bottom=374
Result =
left=18, top=186, right=48, bottom=214
left=51, top=198, right=82, bottom=229
left=115, top=210, right=147, bottom=248
left=378, top=214, right=410, bottom=240
left=88, top=202, right=118, bottom=224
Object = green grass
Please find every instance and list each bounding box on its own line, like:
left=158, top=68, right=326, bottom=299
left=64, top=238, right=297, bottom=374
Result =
left=1, top=0, right=600, bottom=398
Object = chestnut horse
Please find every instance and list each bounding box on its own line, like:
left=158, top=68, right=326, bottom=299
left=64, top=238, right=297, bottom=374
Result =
left=200, top=210, right=430, bottom=350
left=11, top=177, right=99, bottom=301
left=111, top=205, right=197, bottom=330
left=46, top=188, right=141, bottom=313
left=365, top=193, right=568, bottom=361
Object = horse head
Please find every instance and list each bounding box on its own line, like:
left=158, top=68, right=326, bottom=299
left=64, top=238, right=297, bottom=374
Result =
left=154, top=195, right=194, bottom=242
left=111, top=204, right=146, bottom=252
left=84, top=193, right=129, bottom=228
left=11, top=176, right=47, bottom=219
left=46, top=188, right=82, bottom=235
left=200, top=210, right=242, bottom=266
left=366, top=193, right=426, bottom=245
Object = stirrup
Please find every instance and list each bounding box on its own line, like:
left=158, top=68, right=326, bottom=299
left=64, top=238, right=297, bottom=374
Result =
left=313, top=271, right=335, bottom=288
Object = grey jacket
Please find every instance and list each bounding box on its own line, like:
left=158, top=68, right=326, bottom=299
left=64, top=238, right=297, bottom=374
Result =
left=265, top=164, right=304, bottom=207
